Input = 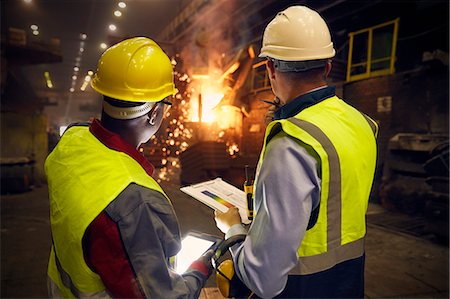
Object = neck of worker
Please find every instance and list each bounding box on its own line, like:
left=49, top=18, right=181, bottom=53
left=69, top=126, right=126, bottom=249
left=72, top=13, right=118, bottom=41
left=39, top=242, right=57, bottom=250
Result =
left=280, top=80, right=328, bottom=105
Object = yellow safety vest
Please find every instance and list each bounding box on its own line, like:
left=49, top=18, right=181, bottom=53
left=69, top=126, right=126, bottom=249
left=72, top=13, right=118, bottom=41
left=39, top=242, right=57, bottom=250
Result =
left=45, top=125, right=170, bottom=297
left=258, top=95, right=378, bottom=275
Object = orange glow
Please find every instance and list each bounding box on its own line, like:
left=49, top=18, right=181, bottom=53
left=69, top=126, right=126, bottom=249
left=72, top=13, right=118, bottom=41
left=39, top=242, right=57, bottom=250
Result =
left=216, top=105, right=241, bottom=129
left=201, top=87, right=224, bottom=122
left=189, top=85, right=224, bottom=122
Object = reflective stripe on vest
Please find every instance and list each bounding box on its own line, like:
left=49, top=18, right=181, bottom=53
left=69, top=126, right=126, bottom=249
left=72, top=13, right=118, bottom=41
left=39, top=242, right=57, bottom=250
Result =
left=46, top=126, right=171, bottom=296
left=258, top=96, right=377, bottom=275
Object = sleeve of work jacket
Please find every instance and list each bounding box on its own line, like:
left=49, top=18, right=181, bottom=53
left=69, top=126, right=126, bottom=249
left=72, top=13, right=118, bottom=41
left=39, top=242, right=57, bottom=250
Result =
left=226, top=134, right=321, bottom=298
left=102, top=183, right=207, bottom=299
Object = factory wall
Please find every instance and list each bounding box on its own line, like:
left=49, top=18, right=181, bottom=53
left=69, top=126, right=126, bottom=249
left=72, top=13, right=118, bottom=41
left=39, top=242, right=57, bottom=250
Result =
left=1, top=111, right=48, bottom=192
left=343, top=64, right=449, bottom=169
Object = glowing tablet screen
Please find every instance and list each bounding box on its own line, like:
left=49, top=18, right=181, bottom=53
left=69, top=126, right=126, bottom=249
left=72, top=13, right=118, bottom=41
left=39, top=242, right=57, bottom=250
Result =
left=175, top=235, right=215, bottom=274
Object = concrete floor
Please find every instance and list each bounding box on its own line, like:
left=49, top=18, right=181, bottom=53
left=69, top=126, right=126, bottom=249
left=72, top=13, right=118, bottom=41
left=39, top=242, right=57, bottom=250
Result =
left=1, top=182, right=448, bottom=298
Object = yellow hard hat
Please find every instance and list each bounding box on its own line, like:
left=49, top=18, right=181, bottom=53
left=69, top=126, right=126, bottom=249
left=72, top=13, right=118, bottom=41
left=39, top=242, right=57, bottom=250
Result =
left=259, top=6, right=335, bottom=61
left=91, top=37, right=177, bottom=102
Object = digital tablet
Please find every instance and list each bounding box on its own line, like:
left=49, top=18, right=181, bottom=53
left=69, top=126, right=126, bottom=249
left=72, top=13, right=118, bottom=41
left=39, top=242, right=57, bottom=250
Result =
left=175, top=231, right=222, bottom=274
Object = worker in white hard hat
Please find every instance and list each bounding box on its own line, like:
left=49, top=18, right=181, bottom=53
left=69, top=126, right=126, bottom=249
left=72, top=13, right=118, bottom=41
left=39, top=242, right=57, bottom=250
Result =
left=45, top=37, right=213, bottom=298
left=214, top=6, right=378, bottom=298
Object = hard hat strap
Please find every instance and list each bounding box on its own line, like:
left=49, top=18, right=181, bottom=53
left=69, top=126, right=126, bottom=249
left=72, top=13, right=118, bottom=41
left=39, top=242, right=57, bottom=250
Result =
left=272, top=58, right=327, bottom=72
left=103, top=101, right=155, bottom=120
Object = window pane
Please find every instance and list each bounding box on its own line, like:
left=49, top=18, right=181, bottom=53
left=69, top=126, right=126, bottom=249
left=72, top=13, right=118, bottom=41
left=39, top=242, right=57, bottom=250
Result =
left=351, top=32, right=369, bottom=76
left=371, top=24, right=394, bottom=71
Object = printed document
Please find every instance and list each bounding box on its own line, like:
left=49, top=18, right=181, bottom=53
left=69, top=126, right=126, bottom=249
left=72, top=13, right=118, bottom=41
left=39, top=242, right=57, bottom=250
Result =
left=180, top=178, right=251, bottom=224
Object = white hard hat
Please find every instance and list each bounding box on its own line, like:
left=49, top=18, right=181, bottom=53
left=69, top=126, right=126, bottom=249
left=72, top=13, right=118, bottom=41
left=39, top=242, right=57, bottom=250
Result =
left=259, top=6, right=336, bottom=61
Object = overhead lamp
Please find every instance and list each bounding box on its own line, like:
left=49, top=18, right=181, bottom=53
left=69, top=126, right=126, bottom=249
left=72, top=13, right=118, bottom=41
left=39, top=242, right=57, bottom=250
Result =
left=80, top=33, right=87, bottom=40
left=84, top=75, right=91, bottom=82
left=79, top=48, right=84, bottom=53
left=23, top=0, right=32, bottom=3
left=114, top=10, right=122, bottom=17
left=118, top=2, right=126, bottom=8
left=69, top=87, right=75, bottom=92
left=87, top=70, right=94, bottom=76
left=109, top=24, right=117, bottom=31
left=74, top=66, right=79, bottom=72
left=44, top=71, right=53, bottom=89
left=30, top=24, right=38, bottom=30
left=32, top=30, right=39, bottom=36
left=72, top=75, right=77, bottom=80
left=100, top=43, right=108, bottom=49
left=80, top=81, right=89, bottom=91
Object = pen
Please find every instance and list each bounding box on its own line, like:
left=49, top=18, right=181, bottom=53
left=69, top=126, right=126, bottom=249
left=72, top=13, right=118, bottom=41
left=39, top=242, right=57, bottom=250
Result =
left=244, top=165, right=254, bottom=221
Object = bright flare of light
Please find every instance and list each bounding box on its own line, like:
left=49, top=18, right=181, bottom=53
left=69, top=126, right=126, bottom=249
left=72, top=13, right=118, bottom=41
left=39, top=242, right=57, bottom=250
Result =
left=73, top=66, right=79, bottom=72
left=69, top=87, right=75, bottom=92
left=32, top=30, right=39, bottom=35
left=24, top=0, right=32, bottom=3
left=72, top=75, right=77, bottom=80
left=87, top=70, right=94, bottom=76
left=30, top=24, right=38, bottom=30
left=114, top=10, right=122, bottom=17
left=80, top=33, right=87, bottom=40
left=100, top=43, right=108, bottom=49
left=109, top=24, right=117, bottom=31
left=175, top=236, right=214, bottom=274
left=118, top=2, right=126, bottom=8
left=200, top=86, right=224, bottom=122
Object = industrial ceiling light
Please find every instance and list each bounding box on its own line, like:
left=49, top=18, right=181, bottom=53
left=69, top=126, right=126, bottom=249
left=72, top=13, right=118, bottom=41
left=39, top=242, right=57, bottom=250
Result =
left=118, top=2, right=126, bottom=8
left=74, top=66, right=79, bottom=72
left=80, top=81, right=89, bottom=91
left=69, top=87, right=75, bottom=92
left=32, top=30, right=39, bottom=36
left=30, top=24, right=38, bottom=30
left=114, top=10, right=122, bottom=17
left=23, top=0, right=32, bottom=3
left=72, top=75, right=77, bottom=80
left=100, top=43, right=107, bottom=50
left=44, top=72, right=53, bottom=88
left=87, top=70, right=94, bottom=76
left=109, top=24, right=117, bottom=31
left=80, top=33, right=87, bottom=40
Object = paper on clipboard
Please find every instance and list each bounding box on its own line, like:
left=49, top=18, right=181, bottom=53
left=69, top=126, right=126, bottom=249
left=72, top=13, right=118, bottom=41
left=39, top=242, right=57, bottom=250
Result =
left=180, top=178, right=251, bottom=224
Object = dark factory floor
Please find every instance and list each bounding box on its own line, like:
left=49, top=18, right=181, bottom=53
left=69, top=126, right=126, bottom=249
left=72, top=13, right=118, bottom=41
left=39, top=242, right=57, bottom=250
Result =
left=1, top=182, right=448, bottom=299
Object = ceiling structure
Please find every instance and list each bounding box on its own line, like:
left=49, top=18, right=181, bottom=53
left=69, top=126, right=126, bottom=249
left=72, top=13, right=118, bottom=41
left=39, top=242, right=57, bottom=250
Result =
left=3, top=0, right=191, bottom=104
left=2, top=0, right=448, bottom=128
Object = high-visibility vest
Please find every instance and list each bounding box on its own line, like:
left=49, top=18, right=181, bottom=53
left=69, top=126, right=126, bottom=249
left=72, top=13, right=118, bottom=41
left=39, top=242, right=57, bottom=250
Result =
left=257, top=95, right=378, bottom=275
left=45, top=125, right=171, bottom=297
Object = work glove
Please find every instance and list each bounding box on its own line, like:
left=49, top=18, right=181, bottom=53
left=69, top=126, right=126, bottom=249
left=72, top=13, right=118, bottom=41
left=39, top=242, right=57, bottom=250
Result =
left=264, top=97, right=281, bottom=125
left=186, top=249, right=215, bottom=278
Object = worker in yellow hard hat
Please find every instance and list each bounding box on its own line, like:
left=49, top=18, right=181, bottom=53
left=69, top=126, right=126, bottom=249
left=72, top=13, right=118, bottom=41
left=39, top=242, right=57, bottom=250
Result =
left=45, top=37, right=213, bottom=298
left=214, top=6, right=378, bottom=298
